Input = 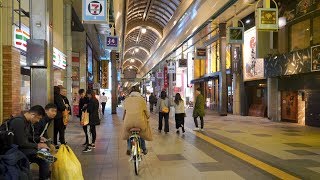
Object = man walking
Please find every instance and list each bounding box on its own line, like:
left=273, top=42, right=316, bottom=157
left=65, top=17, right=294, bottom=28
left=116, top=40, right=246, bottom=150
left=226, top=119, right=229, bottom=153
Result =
left=148, top=93, right=157, bottom=112
left=193, top=87, right=205, bottom=131
left=100, top=92, right=108, bottom=115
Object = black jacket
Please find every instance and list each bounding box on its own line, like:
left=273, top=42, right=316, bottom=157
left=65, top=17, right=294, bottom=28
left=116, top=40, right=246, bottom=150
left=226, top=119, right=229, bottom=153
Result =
left=31, top=115, right=52, bottom=143
left=54, top=93, right=66, bottom=120
left=61, top=95, right=72, bottom=115
left=10, top=116, right=38, bottom=155
left=87, top=98, right=100, bottom=125
left=79, top=97, right=89, bottom=118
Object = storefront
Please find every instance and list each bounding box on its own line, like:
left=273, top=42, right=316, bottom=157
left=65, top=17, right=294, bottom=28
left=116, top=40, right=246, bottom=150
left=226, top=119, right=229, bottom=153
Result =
left=53, top=47, right=67, bottom=86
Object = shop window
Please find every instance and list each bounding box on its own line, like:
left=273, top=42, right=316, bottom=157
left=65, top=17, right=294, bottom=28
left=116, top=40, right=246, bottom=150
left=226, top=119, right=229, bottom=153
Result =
left=290, top=19, right=310, bottom=51
left=313, top=16, right=320, bottom=45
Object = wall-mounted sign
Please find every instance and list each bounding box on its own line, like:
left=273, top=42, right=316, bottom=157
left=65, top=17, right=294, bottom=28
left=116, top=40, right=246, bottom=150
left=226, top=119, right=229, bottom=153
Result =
left=151, top=77, right=156, bottom=81
left=311, top=45, right=320, bottom=72
left=256, top=8, right=278, bottom=31
left=82, top=0, right=108, bottom=23
left=178, top=59, right=187, bottom=67
left=101, top=60, right=109, bottom=88
left=26, top=39, right=47, bottom=67
left=13, top=25, right=30, bottom=52
left=106, top=36, right=118, bottom=50
left=156, top=72, right=163, bottom=79
left=227, top=27, right=244, bottom=44
left=196, top=48, right=206, bottom=59
left=53, top=47, right=67, bottom=69
left=243, top=27, right=264, bottom=81
left=168, top=63, right=176, bottom=74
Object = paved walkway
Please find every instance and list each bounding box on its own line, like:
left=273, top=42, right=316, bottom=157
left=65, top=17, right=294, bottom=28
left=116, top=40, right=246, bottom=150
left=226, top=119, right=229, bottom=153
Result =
left=58, top=104, right=320, bottom=180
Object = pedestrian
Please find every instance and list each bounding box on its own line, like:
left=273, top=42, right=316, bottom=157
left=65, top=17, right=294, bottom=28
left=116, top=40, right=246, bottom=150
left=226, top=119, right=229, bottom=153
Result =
left=60, top=87, right=71, bottom=115
left=173, top=93, right=185, bottom=134
left=193, top=87, right=205, bottom=131
left=148, top=93, right=157, bottom=112
left=157, top=91, right=170, bottom=134
left=100, top=92, right=108, bottom=115
left=53, top=86, right=67, bottom=148
left=83, top=90, right=100, bottom=152
left=78, top=89, right=89, bottom=146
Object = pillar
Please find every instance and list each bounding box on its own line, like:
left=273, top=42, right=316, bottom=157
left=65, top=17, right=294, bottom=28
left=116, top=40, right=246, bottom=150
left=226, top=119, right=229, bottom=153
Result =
left=268, top=77, right=280, bottom=121
left=64, top=0, right=72, bottom=111
left=218, top=23, right=227, bottom=116
left=111, top=50, right=118, bottom=114
left=30, top=0, right=53, bottom=107
left=0, top=0, right=3, bottom=122
left=232, top=46, right=241, bottom=115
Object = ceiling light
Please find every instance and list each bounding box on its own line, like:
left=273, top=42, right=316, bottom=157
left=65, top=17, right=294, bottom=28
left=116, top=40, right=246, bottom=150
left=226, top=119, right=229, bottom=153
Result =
left=245, top=19, right=251, bottom=24
left=129, top=66, right=133, bottom=69
left=135, top=48, right=139, bottom=52
left=141, top=27, right=147, bottom=34
left=130, top=59, right=135, bottom=63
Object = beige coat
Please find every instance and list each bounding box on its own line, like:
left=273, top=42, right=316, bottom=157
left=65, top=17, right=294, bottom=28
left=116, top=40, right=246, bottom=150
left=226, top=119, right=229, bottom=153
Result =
left=122, top=92, right=153, bottom=141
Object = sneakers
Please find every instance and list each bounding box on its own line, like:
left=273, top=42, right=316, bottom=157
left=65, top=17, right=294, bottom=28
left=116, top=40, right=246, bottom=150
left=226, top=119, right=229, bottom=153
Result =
left=182, top=129, right=185, bottom=133
left=200, top=128, right=204, bottom=132
left=176, top=130, right=180, bottom=134
left=193, top=128, right=200, bottom=131
left=142, top=149, right=148, bottom=155
left=82, top=146, right=92, bottom=153
left=91, top=144, right=96, bottom=149
left=36, top=150, right=57, bottom=163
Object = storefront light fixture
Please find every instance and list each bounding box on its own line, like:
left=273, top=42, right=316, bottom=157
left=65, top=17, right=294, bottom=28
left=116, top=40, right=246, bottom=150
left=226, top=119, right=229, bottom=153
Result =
left=129, top=66, right=133, bottom=69
left=141, top=27, right=147, bottom=34
left=245, top=19, right=251, bottom=24
left=278, top=17, right=286, bottom=28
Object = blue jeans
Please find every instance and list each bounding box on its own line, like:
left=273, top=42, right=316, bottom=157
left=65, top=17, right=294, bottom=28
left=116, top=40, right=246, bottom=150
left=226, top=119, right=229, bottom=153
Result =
left=127, top=138, right=146, bottom=151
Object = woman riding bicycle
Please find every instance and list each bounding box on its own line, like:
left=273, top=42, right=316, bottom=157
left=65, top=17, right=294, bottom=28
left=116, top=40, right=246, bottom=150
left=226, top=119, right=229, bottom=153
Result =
left=122, top=85, right=153, bottom=155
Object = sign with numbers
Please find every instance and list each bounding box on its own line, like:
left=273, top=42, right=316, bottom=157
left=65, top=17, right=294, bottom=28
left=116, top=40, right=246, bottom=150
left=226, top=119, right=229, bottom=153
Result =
left=106, top=36, right=119, bottom=50
left=82, top=0, right=107, bottom=23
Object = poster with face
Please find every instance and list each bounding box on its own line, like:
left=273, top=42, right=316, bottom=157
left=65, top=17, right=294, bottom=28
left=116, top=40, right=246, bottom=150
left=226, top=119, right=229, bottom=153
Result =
left=243, top=27, right=265, bottom=81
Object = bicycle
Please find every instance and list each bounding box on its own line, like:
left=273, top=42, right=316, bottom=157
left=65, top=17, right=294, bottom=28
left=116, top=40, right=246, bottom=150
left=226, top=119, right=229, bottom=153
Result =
left=129, top=128, right=142, bottom=175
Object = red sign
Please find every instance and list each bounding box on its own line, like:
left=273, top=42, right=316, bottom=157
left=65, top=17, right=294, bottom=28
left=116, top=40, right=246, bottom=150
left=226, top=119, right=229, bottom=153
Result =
left=163, top=66, right=168, bottom=89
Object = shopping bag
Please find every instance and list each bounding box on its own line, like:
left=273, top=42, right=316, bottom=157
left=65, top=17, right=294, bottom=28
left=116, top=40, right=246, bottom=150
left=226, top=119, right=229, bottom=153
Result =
left=81, top=111, right=89, bottom=126
left=52, top=145, right=84, bottom=180
left=62, top=109, right=70, bottom=126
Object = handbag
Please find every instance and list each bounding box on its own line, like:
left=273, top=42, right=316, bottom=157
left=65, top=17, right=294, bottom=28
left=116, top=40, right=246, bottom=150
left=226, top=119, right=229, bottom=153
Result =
left=62, top=99, right=70, bottom=126
left=161, top=100, right=169, bottom=113
left=80, top=111, right=89, bottom=126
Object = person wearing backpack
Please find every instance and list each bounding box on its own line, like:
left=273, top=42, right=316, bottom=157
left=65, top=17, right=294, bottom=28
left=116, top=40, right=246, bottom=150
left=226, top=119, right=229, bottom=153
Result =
left=9, top=105, right=51, bottom=180
left=157, top=91, right=170, bottom=134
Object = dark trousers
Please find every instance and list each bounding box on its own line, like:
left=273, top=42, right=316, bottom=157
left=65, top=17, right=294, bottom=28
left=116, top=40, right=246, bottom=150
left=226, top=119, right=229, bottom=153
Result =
left=175, top=113, right=185, bottom=130
left=27, top=153, right=50, bottom=180
left=158, top=112, right=169, bottom=132
left=54, top=118, right=65, bottom=145
left=150, top=103, right=154, bottom=112
left=83, top=125, right=89, bottom=144
left=101, top=102, right=106, bottom=115
left=89, top=125, right=97, bottom=144
left=194, top=116, right=204, bottom=129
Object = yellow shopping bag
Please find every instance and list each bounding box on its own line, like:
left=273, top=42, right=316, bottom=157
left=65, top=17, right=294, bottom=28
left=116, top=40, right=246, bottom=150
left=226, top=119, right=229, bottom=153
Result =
left=52, top=145, right=84, bottom=180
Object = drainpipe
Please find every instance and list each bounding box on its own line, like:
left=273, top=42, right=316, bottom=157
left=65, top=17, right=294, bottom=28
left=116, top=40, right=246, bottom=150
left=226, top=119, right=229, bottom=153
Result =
left=0, top=0, right=3, bottom=123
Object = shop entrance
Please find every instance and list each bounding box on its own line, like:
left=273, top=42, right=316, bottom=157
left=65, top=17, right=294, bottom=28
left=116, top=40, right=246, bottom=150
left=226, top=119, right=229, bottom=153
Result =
left=281, top=91, right=298, bottom=122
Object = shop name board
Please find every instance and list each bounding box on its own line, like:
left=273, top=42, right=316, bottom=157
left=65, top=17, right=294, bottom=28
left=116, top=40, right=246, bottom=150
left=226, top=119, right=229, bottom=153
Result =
left=163, top=67, right=168, bottom=88
left=13, top=25, right=30, bottom=52
left=53, top=47, right=67, bottom=69
left=179, top=59, right=187, bottom=67
left=82, top=0, right=108, bottom=23
left=256, top=8, right=278, bottom=31
left=168, top=64, right=175, bottom=73
left=227, top=27, right=244, bottom=44
left=311, top=45, right=320, bottom=72
left=196, top=48, right=206, bottom=59
left=157, top=72, right=163, bottom=79
left=106, top=36, right=119, bottom=50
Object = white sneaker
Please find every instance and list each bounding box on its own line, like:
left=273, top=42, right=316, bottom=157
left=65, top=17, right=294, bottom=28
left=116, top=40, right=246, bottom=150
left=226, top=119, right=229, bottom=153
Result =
left=193, top=128, right=200, bottom=131
left=200, top=128, right=204, bottom=132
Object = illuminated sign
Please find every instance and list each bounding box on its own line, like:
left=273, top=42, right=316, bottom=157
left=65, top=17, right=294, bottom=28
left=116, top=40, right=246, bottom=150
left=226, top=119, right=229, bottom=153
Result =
left=53, top=47, right=66, bottom=69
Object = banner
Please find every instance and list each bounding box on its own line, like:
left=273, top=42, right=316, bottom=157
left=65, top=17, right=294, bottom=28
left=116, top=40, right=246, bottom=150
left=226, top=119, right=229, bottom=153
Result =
left=101, top=60, right=109, bottom=88
left=82, top=0, right=108, bottom=23
left=243, top=27, right=264, bottom=81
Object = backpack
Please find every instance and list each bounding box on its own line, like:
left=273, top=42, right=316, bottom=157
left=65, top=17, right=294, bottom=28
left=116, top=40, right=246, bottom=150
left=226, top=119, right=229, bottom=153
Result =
left=0, top=117, right=15, bottom=155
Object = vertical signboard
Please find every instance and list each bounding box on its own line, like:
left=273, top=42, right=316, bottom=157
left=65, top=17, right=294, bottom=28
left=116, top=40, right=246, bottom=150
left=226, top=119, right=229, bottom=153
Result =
left=101, top=60, right=109, bottom=88
left=243, top=27, right=264, bottom=81
left=163, top=66, right=168, bottom=89
left=82, top=0, right=108, bottom=23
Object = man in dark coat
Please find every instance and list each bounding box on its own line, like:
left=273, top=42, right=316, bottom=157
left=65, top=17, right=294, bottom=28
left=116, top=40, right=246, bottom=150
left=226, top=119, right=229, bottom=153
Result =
left=53, top=86, right=67, bottom=148
left=60, top=87, right=71, bottom=115
left=9, top=105, right=50, bottom=180
left=148, top=93, right=157, bottom=112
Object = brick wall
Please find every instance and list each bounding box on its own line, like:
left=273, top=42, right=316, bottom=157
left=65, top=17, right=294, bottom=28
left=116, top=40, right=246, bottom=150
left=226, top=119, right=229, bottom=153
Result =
left=2, top=46, right=21, bottom=119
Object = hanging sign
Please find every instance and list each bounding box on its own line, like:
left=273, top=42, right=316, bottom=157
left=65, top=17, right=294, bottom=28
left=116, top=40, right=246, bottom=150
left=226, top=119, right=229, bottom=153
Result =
left=196, top=48, right=206, bottom=59
left=82, top=0, right=107, bottom=23
left=53, top=47, right=67, bottom=69
left=106, top=36, right=119, bottom=50
left=178, top=59, right=187, bottom=67
left=256, top=8, right=278, bottom=31
left=157, top=72, right=163, bottom=79
left=227, top=27, right=244, bottom=44
left=168, top=63, right=176, bottom=73
left=101, top=60, right=109, bottom=88
left=163, top=67, right=168, bottom=88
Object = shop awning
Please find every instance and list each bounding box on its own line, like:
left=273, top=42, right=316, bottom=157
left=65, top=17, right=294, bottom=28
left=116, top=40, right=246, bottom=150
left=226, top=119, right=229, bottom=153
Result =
left=190, top=69, right=231, bottom=84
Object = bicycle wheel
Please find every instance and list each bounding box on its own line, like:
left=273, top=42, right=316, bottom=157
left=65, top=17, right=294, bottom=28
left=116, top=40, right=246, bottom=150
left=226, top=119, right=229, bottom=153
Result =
left=133, top=144, right=139, bottom=175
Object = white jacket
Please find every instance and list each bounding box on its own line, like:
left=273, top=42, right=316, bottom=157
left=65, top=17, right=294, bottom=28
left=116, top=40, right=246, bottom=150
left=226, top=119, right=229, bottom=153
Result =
left=174, top=100, right=185, bottom=114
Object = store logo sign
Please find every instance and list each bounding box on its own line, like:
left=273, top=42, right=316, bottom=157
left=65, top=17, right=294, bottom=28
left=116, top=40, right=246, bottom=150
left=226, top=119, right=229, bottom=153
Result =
left=53, top=47, right=66, bottom=69
left=106, top=36, right=118, bottom=49
left=88, top=1, right=102, bottom=15
left=227, top=27, right=244, bottom=44
left=83, top=0, right=107, bottom=23
left=13, top=25, right=30, bottom=52
left=256, top=8, right=278, bottom=31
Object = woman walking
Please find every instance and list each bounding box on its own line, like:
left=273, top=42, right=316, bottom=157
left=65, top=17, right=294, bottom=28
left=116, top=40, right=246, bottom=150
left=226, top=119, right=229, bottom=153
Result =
left=173, top=93, right=185, bottom=134
left=83, top=90, right=100, bottom=152
left=157, top=91, right=170, bottom=134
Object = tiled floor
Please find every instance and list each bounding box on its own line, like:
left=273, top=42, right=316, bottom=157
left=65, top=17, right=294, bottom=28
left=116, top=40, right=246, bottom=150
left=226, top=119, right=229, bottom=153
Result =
left=46, top=104, right=320, bottom=180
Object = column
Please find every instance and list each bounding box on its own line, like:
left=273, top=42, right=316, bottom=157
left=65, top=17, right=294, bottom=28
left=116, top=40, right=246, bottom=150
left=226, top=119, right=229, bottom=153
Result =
left=30, top=0, right=53, bottom=107
left=268, top=77, right=280, bottom=121
left=111, top=50, right=118, bottom=114
left=64, top=0, right=72, bottom=110
left=168, top=62, right=173, bottom=106
left=232, top=46, right=241, bottom=115
left=218, top=23, right=227, bottom=116
left=0, top=0, right=3, bottom=122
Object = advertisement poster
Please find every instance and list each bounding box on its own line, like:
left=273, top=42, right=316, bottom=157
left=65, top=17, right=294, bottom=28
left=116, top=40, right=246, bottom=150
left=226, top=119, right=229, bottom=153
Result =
left=101, top=60, right=109, bottom=89
left=311, top=45, right=320, bottom=72
left=243, top=27, right=264, bottom=81
left=87, top=45, right=94, bottom=89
